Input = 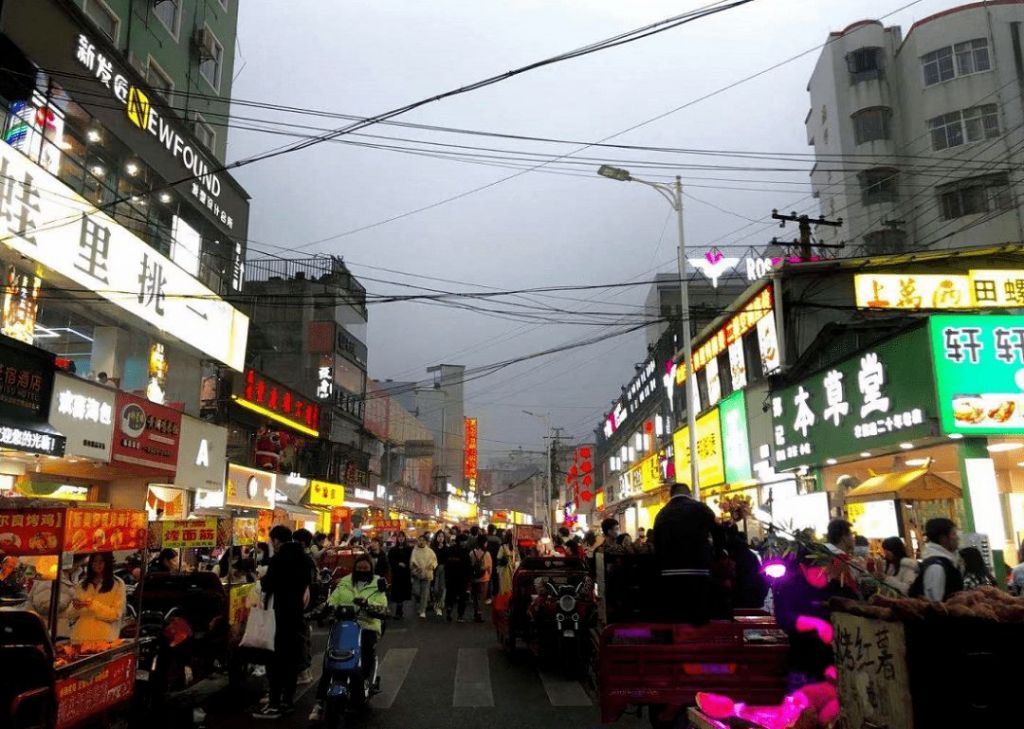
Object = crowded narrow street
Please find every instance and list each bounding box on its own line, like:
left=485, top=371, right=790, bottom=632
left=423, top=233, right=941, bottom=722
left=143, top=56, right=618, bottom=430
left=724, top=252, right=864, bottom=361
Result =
left=192, top=612, right=637, bottom=729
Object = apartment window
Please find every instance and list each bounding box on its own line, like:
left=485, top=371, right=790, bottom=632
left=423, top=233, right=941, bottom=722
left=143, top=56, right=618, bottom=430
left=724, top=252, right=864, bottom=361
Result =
left=858, top=168, right=899, bottom=205
left=146, top=57, right=175, bottom=103
left=83, top=0, right=120, bottom=43
left=852, top=107, right=891, bottom=144
left=863, top=229, right=907, bottom=254
left=929, top=111, right=965, bottom=150
left=198, top=26, right=225, bottom=91
left=846, top=47, right=883, bottom=82
left=922, top=46, right=955, bottom=85
left=955, top=38, right=990, bottom=75
left=939, top=174, right=1011, bottom=220
left=153, top=0, right=181, bottom=39
left=193, top=115, right=216, bottom=150
left=962, top=104, right=1000, bottom=142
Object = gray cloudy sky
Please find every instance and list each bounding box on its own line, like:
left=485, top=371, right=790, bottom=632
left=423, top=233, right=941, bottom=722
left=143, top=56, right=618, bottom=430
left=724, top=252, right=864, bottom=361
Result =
left=227, top=0, right=952, bottom=458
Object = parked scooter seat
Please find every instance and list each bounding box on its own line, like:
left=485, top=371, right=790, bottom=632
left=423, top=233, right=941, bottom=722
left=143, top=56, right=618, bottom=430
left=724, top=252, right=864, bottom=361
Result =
left=0, top=610, right=56, bottom=728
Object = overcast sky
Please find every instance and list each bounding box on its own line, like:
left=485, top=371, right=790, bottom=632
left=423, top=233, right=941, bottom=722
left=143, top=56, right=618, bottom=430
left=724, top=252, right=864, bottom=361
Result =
left=228, top=0, right=953, bottom=459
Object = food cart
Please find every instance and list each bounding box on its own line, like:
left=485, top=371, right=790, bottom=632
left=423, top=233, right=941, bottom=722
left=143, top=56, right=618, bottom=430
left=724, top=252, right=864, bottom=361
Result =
left=844, top=465, right=961, bottom=552
left=0, top=502, right=147, bottom=729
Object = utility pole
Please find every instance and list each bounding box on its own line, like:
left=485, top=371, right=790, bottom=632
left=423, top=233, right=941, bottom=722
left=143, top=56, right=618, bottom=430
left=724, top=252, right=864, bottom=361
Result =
left=771, top=209, right=844, bottom=259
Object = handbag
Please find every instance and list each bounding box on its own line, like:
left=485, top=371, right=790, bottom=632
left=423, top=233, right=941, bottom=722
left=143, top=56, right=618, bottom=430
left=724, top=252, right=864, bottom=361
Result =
left=240, top=594, right=276, bottom=651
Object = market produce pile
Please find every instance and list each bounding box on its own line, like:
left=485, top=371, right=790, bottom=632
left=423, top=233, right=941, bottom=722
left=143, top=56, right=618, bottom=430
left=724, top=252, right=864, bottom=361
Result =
left=828, top=586, right=1024, bottom=622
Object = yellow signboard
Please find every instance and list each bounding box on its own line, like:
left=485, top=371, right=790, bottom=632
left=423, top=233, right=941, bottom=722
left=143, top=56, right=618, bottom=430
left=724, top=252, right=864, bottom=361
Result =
left=161, top=518, right=217, bottom=549
left=308, top=479, right=345, bottom=508
left=639, top=452, right=664, bottom=493
left=854, top=270, right=1024, bottom=310
left=672, top=409, right=725, bottom=489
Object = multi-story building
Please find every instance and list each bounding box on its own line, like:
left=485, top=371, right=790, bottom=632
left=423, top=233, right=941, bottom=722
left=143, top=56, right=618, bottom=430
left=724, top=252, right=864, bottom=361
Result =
left=72, top=0, right=238, bottom=163
left=806, top=1, right=1024, bottom=256
left=0, top=0, right=249, bottom=512
left=241, top=256, right=371, bottom=487
left=644, top=271, right=748, bottom=349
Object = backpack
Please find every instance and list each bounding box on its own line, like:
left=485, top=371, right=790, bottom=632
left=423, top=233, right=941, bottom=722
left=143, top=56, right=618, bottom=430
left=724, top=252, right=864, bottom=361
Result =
left=471, top=550, right=485, bottom=579
left=908, top=556, right=963, bottom=600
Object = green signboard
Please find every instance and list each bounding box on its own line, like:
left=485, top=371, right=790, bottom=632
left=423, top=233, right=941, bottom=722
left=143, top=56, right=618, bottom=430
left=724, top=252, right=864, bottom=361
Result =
left=930, top=315, right=1024, bottom=435
left=771, top=326, right=937, bottom=469
left=720, top=391, right=752, bottom=482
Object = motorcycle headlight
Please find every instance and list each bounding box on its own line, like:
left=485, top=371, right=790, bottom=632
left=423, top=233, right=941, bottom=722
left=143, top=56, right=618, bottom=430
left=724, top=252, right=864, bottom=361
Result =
left=558, top=595, right=577, bottom=613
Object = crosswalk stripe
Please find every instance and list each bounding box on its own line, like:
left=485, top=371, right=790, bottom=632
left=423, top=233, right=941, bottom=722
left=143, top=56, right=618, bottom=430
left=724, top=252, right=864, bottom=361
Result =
left=538, top=671, right=593, bottom=707
left=453, top=648, right=494, bottom=707
left=375, top=648, right=417, bottom=709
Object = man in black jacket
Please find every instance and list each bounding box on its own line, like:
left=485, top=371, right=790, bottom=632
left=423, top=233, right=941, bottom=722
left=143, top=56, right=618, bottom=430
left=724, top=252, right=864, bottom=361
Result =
left=652, top=482, right=719, bottom=624
left=253, top=525, right=312, bottom=720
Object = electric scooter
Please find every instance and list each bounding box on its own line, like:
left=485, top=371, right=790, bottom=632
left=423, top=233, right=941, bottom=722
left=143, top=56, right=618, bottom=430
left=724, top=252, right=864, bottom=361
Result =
left=321, top=579, right=388, bottom=729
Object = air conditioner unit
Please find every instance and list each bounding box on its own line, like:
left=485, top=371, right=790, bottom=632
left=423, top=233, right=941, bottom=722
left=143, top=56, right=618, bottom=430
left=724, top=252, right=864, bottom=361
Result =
left=194, top=27, right=218, bottom=61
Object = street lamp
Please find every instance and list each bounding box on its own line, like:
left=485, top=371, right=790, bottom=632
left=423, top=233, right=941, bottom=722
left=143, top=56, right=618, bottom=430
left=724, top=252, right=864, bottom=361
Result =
left=597, top=165, right=701, bottom=499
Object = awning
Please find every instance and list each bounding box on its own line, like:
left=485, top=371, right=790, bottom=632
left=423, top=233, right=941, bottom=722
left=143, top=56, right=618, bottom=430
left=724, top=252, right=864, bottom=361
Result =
left=275, top=503, right=319, bottom=520
left=845, top=467, right=960, bottom=504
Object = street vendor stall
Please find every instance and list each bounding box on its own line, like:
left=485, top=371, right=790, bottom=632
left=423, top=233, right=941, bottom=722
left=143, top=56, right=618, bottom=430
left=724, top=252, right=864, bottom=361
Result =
left=0, top=502, right=146, bottom=729
left=845, top=466, right=960, bottom=550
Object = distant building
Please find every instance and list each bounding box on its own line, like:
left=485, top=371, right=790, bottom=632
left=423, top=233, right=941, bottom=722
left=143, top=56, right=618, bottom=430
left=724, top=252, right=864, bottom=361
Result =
left=644, top=271, right=746, bottom=349
left=806, top=2, right=1024, bottom=256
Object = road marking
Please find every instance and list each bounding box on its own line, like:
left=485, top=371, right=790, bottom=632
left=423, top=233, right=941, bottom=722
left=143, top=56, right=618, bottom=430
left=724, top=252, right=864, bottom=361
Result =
left=375, top=648, right=417, bottom=709
left=453, top=648, right=494, bottom=707
left=538, top=671, right=593, bottom=707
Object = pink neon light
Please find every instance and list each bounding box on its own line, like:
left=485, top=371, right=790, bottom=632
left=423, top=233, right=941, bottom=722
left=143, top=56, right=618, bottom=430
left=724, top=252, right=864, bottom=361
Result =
left=796, top=615, right=834, bottom=645
left=763, top=561, right=787, bottom=579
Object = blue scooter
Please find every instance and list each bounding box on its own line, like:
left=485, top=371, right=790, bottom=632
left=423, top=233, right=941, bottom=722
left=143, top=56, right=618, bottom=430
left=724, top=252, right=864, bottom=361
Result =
left=322, top=579, right=388, bottom=729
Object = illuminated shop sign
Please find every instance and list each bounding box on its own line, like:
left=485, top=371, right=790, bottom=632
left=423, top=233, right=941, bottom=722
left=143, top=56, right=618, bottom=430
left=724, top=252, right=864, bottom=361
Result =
left=689, top=250, right=740, bottom=288
left=111, top=391, right=181, bottom=473
left=464, top=417, right=478, bottom=481
left=225, top=463, right=277, bottom=511
left=605, top=359, right=659, bottom=438
left=677, top=286, right=773, bottom=383
left=0, top=425, right=64, bottom=455
left=770, top=327, right=936, bottom=469
left=854, top=270, right=1024, bottom=310
left=1, top=266, right=41, bottom=345
left=73, top=34, right=228, bottom=219
left=673, top=409, right=725, bottom=488
left=0, top=142, right=249, bottom=370
left=48, top=373, right=115, bottom=460
left=233, top=368, right=321, bottom=437
left=309, top=479, right=345, bottom=508
left=929, top=315, right=1024, bottom=435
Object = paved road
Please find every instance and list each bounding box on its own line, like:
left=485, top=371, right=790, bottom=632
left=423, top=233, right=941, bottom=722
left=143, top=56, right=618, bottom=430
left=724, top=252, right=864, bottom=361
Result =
left=180, top=608, right=646, bottom=729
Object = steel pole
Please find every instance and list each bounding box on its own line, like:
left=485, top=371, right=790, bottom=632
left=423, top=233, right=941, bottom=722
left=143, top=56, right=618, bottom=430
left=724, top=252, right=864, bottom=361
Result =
left=674, top=176, right=701, bottom=499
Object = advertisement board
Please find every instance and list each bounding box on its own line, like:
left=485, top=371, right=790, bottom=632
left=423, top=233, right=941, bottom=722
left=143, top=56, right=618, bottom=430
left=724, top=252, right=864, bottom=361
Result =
left=0, top=139, right=247, bottom=370
left=0, top=508, right=65, bottom=555
left=855, top=270, right=1024, bottom=310
left=308, top=479, right=345, bottom=508
left=64, top=508, right=147, bottom=552
left=160, top=518, right=217, bottom=549
left=0, top=336, right=56, bottom=420
left=771, top=327, right=937, bottom=469
left=225, top=464, right=276, bottom=511
left=110, top=391, right=181, bottom=473
left=464, top=416, right=478, bottom=481
left=720, top=391, right=752, bottom=483
left=55, top=652, right=136, bottom=729
left=929, top=315, right=1024, bottom=435
left=673, top=409, right=725, bottom=489
left=48, top=373, right=115, bottom=460
left=175, top=415, right=227, bottom=491
left=233, top=368, right=320, bottom=436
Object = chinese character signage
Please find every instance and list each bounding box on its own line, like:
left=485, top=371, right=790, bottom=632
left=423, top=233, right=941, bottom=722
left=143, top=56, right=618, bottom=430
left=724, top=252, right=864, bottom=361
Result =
left=110, top=391, right=181, bottom=473
left=673, top=409, right=725, bottom=488
left=0, top=140, right=248, bottom=370
left=55, top=652, right=136, bottom=729
left=0, top=336, right=55, bottom=420
left=308, top=479, right=345, bottom=508
left=464, top=417, right=478, bottom=481
left=0, top=508, right=65, bottom=556
left=0, top=424, right=64, bottom=456
left=1, top=265, right=41, bottom=344
left=225, top=463, right=277, bottom=511
left=771, top=327, right=936, bottom=468
left=235, top=368, right=321, bottom=436
left=64, top=509, right=147, bottom=552
left=160, top=518, right=217, bottom=549
left=720, top=391, right=752, bottom=483
left=48, top=373, right=116, bottom=460
left=930, top=315, right=1024, bottom=434
left=855, top=270, right=1024, bottom=310
left=678, top=286, right=773, bottom=382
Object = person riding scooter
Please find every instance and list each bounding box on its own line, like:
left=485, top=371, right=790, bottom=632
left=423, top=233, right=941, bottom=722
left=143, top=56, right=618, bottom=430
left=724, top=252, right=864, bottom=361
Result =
left=309, top=554, right=388, bottom=722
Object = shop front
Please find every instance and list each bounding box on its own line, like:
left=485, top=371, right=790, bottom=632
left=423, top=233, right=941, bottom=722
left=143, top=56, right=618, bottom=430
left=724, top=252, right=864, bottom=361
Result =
left=770, top=317, right=1024, bottom=574
left=304, top=478, right=346, bottom=536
